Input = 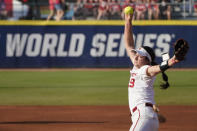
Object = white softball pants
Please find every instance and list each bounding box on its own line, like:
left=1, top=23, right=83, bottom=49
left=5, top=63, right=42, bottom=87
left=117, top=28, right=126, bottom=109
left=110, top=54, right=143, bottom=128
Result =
left=129, top=104, right=159, bottom=131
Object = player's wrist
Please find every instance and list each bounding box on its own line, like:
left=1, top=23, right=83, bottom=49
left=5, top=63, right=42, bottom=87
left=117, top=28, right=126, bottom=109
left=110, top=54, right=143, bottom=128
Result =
left=159, top=60, right=170, bottom=72
left=159, top=53, right=170, bottom=72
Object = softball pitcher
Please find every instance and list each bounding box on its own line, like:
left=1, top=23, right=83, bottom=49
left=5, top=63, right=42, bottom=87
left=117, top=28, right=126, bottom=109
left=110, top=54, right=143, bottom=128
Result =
left=124, top=7, right=189, bottom=131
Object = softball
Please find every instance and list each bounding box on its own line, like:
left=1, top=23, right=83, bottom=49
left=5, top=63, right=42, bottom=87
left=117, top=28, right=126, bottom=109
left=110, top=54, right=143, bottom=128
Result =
left=124, top=6, right=133, bottom=15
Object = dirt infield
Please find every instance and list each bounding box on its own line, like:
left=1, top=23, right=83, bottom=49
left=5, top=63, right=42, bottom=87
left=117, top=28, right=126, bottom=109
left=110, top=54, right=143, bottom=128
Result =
left=0, top=106, right=196, bottom=131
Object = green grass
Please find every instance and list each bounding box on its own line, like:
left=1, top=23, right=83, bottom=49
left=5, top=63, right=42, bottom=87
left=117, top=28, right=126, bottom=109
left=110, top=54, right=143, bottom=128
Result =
left=0, top=70, right=196, bottom=105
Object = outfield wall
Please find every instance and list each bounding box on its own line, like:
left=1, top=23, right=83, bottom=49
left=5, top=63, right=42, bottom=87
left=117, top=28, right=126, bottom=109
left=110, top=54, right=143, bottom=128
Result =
left=0, top=20, right=195, bottom=68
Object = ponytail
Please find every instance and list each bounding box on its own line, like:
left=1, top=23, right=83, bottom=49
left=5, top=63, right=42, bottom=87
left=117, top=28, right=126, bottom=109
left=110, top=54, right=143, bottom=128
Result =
left=143, top=46, right=170, bottom=90
left=160, top=72, right=170, bottom=89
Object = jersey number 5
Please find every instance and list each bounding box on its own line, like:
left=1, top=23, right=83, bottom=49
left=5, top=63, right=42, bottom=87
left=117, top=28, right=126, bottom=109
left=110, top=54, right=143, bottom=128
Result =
left=129, top=78, right=135, bottom=88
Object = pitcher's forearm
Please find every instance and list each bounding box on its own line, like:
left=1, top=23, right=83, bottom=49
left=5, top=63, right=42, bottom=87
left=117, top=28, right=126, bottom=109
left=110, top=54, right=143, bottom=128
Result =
left=147, top=56, right=179, bottom=76
left=124, top=17, right=135, bottom=50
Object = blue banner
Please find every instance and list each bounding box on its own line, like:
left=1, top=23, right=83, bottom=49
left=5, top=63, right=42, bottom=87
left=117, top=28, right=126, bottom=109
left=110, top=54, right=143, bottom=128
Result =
left=0, top=24, right=195, bottom=68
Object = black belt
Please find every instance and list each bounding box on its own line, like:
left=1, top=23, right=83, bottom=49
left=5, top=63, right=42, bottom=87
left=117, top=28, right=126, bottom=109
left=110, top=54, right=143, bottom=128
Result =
left=132, top=103, right=153, bottom=113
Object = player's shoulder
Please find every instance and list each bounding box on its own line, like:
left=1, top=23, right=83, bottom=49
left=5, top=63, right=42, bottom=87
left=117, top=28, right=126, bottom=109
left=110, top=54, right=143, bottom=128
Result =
left=130, top=66, right=137, bottom=72
left=140, top=65, right=151, bottom=69
left=139, top=65, right=151, bottom=75
left=130, top=65, right=150, bottom=74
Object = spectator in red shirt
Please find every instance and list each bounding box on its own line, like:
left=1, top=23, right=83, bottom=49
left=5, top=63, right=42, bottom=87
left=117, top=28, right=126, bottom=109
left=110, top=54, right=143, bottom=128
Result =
left=47, top=0, right=55, bottom=20
left=97, top=0, right=109, bottom=20
left=147, top=0, right=159, bottom=20
left=194, top=1, right=197, bottom=16
left=108, top=0, right=121, bottom=19
left=135, top=0, right=147, bottom=20
left=83, top=0, right=97, bottom=18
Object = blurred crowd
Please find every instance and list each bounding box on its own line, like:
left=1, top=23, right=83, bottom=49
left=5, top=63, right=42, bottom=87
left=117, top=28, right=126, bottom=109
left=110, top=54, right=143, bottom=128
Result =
left=47, top=0, right=197, bottom=20
left=0, top=0, right=7, bottom=19
left=1, top=0, right=197, bottom=20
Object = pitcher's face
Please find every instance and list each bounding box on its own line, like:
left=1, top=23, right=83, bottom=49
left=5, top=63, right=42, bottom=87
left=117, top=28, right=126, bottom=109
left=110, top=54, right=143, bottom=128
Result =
left=133, top=53, right=149, bottom=68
